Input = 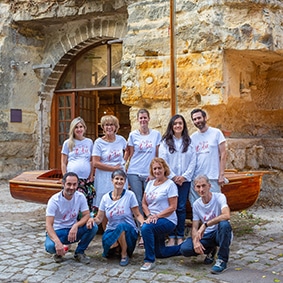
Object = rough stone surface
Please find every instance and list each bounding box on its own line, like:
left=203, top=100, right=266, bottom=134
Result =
left=0, top=0, right=282, bottom=205
left=1, top=182, right=283, bottom=283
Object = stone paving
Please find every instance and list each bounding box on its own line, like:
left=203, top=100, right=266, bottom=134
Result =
left=1, top=182, right=283, bottom=283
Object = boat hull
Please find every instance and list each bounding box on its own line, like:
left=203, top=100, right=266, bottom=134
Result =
left=9, top=169, right=262, bottom=217
left=9, top=170, right=62, bottom=204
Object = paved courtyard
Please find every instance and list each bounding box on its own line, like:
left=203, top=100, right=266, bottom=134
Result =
left=1, top=181, right=283, bottom=283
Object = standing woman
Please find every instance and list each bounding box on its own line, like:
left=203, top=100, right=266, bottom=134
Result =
left=140, top=157, right=181, bottom=271
left=159, top=114, right=196, bottom=245
left=126, top=109, right=161, bottom=246
left=92, top=115, right=127, bottom=212
left=87, top=169, right=144, bottom=266
left=61, top=117, right=95, bottom=213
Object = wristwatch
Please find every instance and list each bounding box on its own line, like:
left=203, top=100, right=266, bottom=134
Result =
left=204, top=222, right=208, bottom=228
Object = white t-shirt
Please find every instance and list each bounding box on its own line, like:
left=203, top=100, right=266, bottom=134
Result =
left=191, top=127, right=226, bottom=180
left=99, top=190, right=139, bottom=233
left=159, top=136, right=196, bottom=181
left=46, top=191, right=89, bottom=230
left=92, top=135, right=127, bottom=207
left=192, top=192, right=228, bottom=234
left=127, top=129, right=161, bottom=176
left=144, top=179, right=178, bottom=225
left=61, top=138, right=93, bottom=179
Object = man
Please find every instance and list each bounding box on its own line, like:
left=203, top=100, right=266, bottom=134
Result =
left=45, top=172, right=98, bottom=264
left=189, top=108, right=226, bottom=204
left=180, top=175, right=232, bottom=274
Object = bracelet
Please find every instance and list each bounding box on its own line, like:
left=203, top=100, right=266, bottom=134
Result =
left=147, top=213, right=152, bottom=218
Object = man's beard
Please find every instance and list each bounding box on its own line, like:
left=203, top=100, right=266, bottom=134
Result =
left=195, top=121, right=206, bottom=130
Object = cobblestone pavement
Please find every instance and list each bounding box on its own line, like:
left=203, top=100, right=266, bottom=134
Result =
left=1, top=182, right=283, bottom=283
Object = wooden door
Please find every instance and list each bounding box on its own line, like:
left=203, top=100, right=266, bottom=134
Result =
left=50, top=92, right=75, bottom=169
left=49, top=91, right=98, bottom=169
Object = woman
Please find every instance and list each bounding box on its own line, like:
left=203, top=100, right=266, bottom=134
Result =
left=126, top=109, right=161, bottom=247
left=159, top=114, right=196, bottom=245
left=92, top=115, right=127, bottom=212
left=87, top=170, right=144, bottom=266
left=140, top=157, right=181, bottom=271
left=61, top=117, right=95, bottom=213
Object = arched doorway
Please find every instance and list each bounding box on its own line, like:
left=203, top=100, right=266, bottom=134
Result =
left=49, top=41, right=130, bottom=169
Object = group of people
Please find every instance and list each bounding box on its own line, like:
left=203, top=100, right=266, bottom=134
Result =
left=45, top=108, right=232, bottom=275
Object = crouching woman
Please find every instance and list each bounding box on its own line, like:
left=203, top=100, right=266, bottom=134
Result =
left=87, top=169, right=144, bottom=266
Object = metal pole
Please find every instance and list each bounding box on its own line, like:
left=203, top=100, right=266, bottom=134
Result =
left=170, top=0, right=177, bottom=116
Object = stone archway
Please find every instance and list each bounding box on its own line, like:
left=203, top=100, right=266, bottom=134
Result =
left=33, top=15, right=129, bottom=169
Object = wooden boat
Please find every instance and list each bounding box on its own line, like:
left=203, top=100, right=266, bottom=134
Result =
left=9, top=169, right=263, bottom=217
left=9, top=169, right=63, bottom=204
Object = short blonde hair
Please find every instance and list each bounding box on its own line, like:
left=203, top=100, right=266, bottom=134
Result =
left=101, top=115, right=120, bottom=133
left=149, top=157, right=170, bottom=177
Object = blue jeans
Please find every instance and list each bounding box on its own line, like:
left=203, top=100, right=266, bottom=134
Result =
left=45, top=223, right=98, bottom=254
left=180, top=220, right=232, bottom=262
left=141, top=218, right=181, bottom=263
left=169, top=181, right=190, bottom=239
left=128, top=174, right=148, bottom=215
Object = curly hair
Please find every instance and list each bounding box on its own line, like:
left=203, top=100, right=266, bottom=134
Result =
left=101, top=115, right=120, bottom=134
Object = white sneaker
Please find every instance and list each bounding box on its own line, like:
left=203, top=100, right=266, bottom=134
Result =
left=140, top=262, right=156, bottom=271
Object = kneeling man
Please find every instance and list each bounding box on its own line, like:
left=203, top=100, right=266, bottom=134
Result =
left=45, top=172, right=98, bottom=264
left=180, top=175, right=232, bottom=274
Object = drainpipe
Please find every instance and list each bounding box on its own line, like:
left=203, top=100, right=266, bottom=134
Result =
left=38, top=91, right=45, bottom=170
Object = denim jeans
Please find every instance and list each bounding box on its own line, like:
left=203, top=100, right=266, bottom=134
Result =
left=45, top=223, right=98, bottom=254
left=169, top=181, right=191, bottom=239
left=180, top=220, right=232, bottom=262
left=141, top=218, right=181, bottom=263
left=128, top=174, right=148, bottom=215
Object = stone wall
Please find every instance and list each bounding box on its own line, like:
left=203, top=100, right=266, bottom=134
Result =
left=123, top=0, right=283, bottom=132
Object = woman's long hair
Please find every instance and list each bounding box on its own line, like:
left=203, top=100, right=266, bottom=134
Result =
left=162, top=114, right=191, bottom=153
left=68, top=117, right=87, bottom=151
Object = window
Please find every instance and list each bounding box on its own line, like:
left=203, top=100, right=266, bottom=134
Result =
left=57, top=43, right=122, bottom=89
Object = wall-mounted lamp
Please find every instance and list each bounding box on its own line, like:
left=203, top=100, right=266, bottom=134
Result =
left=107, top=38, right=123, bottom=44
left=32, top=64, right=52, bottom=70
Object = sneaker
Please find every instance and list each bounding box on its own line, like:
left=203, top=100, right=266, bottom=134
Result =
left=204, top=247, right=217, bottom=264
left=140, top=262, right=156, bottom=271
left=211, top=259, right=227, bottom=274
left=74, top=253, right=90, bottom=264
left=53, top=254, right=63, bottom=263
left=120, top=256, right=129, bottom=266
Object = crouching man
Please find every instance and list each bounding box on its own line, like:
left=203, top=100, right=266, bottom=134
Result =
left=45, top=172, right=98, bottom=264
left=180, top=175, right=232, bottom=274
